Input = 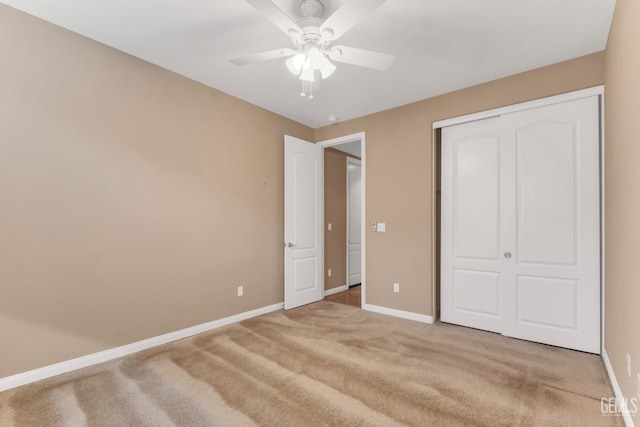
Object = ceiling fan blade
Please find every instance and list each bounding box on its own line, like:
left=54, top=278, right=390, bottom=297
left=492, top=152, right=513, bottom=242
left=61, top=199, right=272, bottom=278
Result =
left=228, top=48, right=295, bottom=66
left=327, top=45, right=395, bottom=71
left=244, top=0, right=302, bottom=37
left=320, top=0, right=387, bottom=41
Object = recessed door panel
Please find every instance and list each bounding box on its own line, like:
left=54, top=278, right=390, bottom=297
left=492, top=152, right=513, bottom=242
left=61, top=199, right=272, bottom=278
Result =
left=348, top=250, right=360, bottom=277
left=516, top=121, right=577, bottom=265
left=453, top=270, right=500, bottom=317
left=293, top=257, right=318, bottom=292
left=516, top=275, right=577, bottom=329
left=453, top=136, right=500, bottom=261
left=293, top=153, right=318, bottom=250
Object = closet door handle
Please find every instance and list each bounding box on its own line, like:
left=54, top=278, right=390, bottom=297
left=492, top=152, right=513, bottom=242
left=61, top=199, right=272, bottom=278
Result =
left=504, top=252, right=512, bottom=259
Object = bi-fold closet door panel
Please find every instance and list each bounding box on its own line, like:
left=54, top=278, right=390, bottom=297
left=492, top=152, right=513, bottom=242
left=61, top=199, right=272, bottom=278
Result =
left=441, top=96, right=601, bottom=354
left=441, top=117, right=506, bottom=334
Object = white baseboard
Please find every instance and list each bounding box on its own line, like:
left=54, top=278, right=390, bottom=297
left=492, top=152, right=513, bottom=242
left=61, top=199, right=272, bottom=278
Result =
left=363, top=303, right=434, bottom=324
left=0, top=302, right=284, bottom=393
left=324, top=285, right=348, bottom=296
left=602, top=349, right=636, bottom=427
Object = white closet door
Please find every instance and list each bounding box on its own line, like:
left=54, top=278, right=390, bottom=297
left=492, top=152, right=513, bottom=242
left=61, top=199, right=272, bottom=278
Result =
left=501, top=96, right=600, bottom=353
left=441, top=117, right=506, bottom=333
left=441, top=96, right=600, bottom=354
left=347, top=159, right=362, bottom=286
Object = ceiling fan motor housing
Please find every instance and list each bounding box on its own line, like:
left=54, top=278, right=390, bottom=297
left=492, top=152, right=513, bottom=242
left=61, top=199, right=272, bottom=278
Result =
left=295, top=1, right=333, bottom=49
left=295, top=18, right=328, bottom=48
left=300, top=0, right=324, bottom=18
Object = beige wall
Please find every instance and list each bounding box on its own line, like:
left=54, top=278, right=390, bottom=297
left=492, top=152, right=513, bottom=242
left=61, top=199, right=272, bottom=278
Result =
left=0, top=5, right=313, bottom=377
left=604, top=0, right=640, bottom=417
left=324, top=148, right=348, bottom=290
left=315, top=52, right=605, bottom=316
left=0, top=1, right=615, bottom=382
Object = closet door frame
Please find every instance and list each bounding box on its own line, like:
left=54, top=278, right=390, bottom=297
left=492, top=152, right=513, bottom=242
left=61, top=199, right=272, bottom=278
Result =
left=432, top=85, right=605, bottom=352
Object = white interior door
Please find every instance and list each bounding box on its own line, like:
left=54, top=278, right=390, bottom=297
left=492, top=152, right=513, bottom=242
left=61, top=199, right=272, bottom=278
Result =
left=501, top=97, right=601, bottom=353
left=441, top=96, right=601, bottom=353
left=347, top=158, right=362, bottom=286
left=441, top=117, right=505, bottom=333
left=284, top=135, right=324, bottom=310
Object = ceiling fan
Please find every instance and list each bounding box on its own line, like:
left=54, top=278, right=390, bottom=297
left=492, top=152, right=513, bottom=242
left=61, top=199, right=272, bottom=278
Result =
left=228, top=0, right=395, bottom=97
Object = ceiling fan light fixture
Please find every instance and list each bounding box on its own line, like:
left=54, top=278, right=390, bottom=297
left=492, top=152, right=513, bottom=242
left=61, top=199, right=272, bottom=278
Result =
left=288, top=47, right=335, bottom=82
left=232, top=0, right=396, bottom=99
left=286, top=53, right=307, bottom=75
left=299, top=62, right=316, bottom=82
left=308, top=47, right=336, bottom=79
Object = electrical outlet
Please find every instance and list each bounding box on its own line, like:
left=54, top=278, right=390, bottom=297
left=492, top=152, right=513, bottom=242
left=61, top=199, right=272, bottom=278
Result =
left=372, top=221, right=377, bottom=231
left=328, top=269, right=332, bottom=277
left=237, top=286, right=244, bottom=297
left=328, top=223, right=332, bottom=231
left=627, top=353, right=632, bottom=377
left=393, top=283, right=399, bottom=293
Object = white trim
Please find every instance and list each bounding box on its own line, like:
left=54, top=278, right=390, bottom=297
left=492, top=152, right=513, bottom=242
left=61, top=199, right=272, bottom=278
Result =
left=361, top=137, right=365, bottom=307
left=431, top=126, right=439, bottom=321
left=600, top=89, right=606, bottom=353
left=433, top=86, right=604, bottom=129
left=602, top=350, right=636, bottom=427
left=318, top=132, right=366, bottom=308
left=0, top=302, right=283, bottom=393
left=318, top=132, right=365, bottom=149
left=325, top=285, right=349, bottom=296
left=363, top=303, right=434, bottom=324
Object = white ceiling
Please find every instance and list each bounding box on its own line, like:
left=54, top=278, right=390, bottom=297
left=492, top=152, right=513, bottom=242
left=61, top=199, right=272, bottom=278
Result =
left=333, top=140, right=361, bottom=157
left=3, top=0, right=615, bottom=128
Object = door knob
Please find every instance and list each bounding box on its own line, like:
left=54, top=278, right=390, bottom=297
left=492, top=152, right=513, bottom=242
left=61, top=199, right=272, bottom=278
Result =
left=504, top=252, right=512, bottom=259
left=287, top=242, right=296, bottom=248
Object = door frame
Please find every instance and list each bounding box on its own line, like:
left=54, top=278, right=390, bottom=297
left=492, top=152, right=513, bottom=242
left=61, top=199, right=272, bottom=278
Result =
left=346, top=157, right=362, bottom=287
left=431, top=85, right=605, bottom=351
left=319, top=132, right=366, bottom=307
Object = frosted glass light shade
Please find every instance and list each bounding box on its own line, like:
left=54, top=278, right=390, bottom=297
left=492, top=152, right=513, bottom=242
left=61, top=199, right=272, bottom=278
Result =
left=299, top=63, right=315, bottom=82
left=286, top=53, right=307, bottom=75
left=286, top=48, right=336, bottom=82
left=308, top=47, right=336, bottom=79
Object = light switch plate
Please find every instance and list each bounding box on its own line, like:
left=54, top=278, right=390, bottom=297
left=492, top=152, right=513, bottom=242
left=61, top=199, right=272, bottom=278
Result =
left=377, top=222, right=386, bottom=232
left=328, top=223, right=332, bottom=231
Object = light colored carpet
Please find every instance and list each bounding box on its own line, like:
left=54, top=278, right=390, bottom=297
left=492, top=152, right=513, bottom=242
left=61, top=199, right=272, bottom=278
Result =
left=0, top=301, right=622, bottom=426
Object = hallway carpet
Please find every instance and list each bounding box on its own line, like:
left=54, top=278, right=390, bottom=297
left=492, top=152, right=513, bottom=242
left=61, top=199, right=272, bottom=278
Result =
left=0, top=301, right=621, bottom=426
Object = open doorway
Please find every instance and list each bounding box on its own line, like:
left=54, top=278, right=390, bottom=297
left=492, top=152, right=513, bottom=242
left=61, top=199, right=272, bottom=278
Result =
left=319, top=133, right=365, bottom=308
